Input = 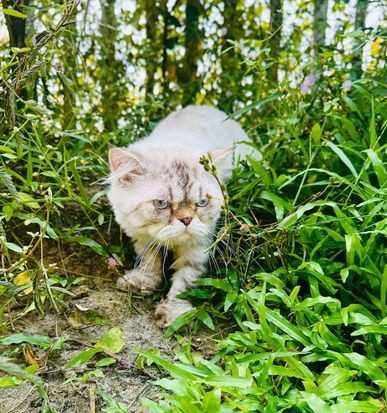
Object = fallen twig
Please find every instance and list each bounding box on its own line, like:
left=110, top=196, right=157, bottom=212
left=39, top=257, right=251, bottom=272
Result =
left=102, top=349, right=159, bottom=380
left=89, top=384, right=95, bottom=413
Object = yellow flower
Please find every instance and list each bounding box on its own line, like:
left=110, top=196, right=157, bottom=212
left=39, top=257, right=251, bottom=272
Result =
left=371, top=37, right=382, bottom=56
left=367, top=62, right=376, bottom=71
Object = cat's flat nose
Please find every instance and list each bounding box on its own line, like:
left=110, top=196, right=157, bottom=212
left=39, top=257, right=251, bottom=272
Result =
left=180, top=217, right=192, bottom=226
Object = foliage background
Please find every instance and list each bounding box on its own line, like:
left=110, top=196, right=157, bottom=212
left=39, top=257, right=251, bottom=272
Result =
left=0, top=0, right=386, bottom=412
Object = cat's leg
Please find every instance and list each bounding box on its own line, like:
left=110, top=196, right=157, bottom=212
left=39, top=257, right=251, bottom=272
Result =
left=155, top=244, right=207, bottom=328
left=116, top=238, right=163, bottom=295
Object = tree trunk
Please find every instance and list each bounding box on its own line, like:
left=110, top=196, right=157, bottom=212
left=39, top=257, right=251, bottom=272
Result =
left=181, top=0, right=202, bottom=105
left=58, top=1, right=78, bottom=129
left=2, top=0, right=28, bottom=48
left=313, top=0, right=328, bottom=56
left=352, top=0, right=368, bottom=79
left=1, top=0, right=29, bottom=128
left=267, top=0, right=283, bottom=83
left=144, top=0, right=159, bottom=97
left=219, top=0, right=243, bottom=112
left=161, top=0, right=168, bottom=96
left=99, top=0, right=121, bottom=131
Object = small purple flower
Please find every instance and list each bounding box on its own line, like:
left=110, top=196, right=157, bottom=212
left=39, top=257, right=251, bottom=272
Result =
left=32, top=34, right=38, bottom=46
left=108, top=257, right=117, bottom=267
left=217, top=27, right=228, bottom=37
left=225, top=90, right=232, bottom=97
left=304, top=75, right=316, bottom=86
left=342, top=79, right=352, bottom=92
left=300, top=75, right=316, bottom=93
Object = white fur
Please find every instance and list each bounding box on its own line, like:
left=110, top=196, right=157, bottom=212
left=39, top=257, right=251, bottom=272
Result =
left=128, top=105, right=260, bottom=179
left=107, top=105, right=259, bottom=327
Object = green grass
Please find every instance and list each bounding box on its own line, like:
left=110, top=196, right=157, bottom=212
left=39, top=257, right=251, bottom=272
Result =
left=136, top=78, right=387, bottom=412
left=1, top=26, right=387, bottom=413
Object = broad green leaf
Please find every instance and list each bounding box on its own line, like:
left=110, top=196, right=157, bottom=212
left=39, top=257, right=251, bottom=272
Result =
left=174, top=362, right=210, bottom=378
left=95, top=357, right=116, bottom=367
left=0, top=166, right=19, bottom=202
left=68, top=160, right=90, bottom=206
left=366, top=149, right=387, bottom=187
left=165, top=309, right=196, bottom=337
left=268, top=365, right=308, bottom=379
left=196, top=307, right=215, bottom=330
left=238, top=350, right=307, bottom=364
left=266, top=309, right=310, bottom=346
left=301, top=392, right=331, bottom=413
left=311, top=123, right=322, bottom=145
left=224, top=291, right=237, bottom=311
left=153, top=378, right=187, bottom=397
left=202, top=388, right=221, bottom=413
left=204, top=375, right=252, bottom=388
left=194, top=278, right=232, bottom=292
left=277, top=202, right=317, bottom=229
left=141, top=398, right=166, bottom=413
left=324, top=140, right=358, bottom=178
left=0, top=333, right=51, bottom=349
left=24, top=217, right=58, bottom=239
left=381, top=264, right=387, bottom=317
left=4, top=242, right=23, bottom=253
left=326, top=351, right=386, bottom=381
left=66, top=348, right=101, bottom=368
left=334, top=399, right=383, bottom=413
left=0, top=357, right=43, bottom=385
left=260, top=190, right=291, bottom=220
left=2, top=8, right=27, bottom=18
left=95, top=327, right=124, bottom=353
left=136, top=350, right=198, bottom=381
left=0, top=376, right=23, bottom=386
left=19, top=192, right=40, bottom=209
left=66, top=236, right=107, bottom=257
left=199, top=359, right=224, bottom=375
left=293, top=296, right=340, bottom=311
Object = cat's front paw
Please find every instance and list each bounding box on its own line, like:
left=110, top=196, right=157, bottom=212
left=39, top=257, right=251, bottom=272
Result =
left=154, top=299, right=195, bottom=329
left=116, top=269, right=160, bottom=296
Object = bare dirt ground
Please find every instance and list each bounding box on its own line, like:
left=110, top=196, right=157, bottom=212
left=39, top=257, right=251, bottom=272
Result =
left=0, top=244, right=218, bottom=413
left=1, top=291, right=174, bottom=413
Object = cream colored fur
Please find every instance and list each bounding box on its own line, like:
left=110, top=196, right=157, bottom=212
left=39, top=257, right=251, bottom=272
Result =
left=108, top=105, right=259, bottom=328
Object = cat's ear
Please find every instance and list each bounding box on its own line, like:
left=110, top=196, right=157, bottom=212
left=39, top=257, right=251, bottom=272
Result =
left=108, top=147, right=141, bottom=171
left=207, top=147, right=234, bottom=181
left=209, top=147, right=233, bottom=164
left=108, top=146, right=144, bottom=184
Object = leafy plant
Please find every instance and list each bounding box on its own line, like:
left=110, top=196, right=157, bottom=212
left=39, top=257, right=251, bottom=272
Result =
left=66, top=327, right=124, bottom=368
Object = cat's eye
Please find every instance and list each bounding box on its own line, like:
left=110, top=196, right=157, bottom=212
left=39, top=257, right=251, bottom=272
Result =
left=196, top=198, right=209, bottom=207
left=153, top=199, right=169, bottom=209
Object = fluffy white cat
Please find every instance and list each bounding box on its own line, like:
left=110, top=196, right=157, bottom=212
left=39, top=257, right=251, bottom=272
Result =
left=108, top=105, right=259, bottom=328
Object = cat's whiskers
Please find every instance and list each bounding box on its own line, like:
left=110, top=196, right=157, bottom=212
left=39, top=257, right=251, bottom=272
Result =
left=138, top=241, right=163, bottom=276
left=214, top=244, right=230, bottom=273
left=193, top=235, right=223, bottom=277
left=135, top=229, right=164, bottom=268
left=204, top=228, right=248, bottom=273
left=206, top=229, right=241, bottom=259
left=207, top=227, right=262, bottom=273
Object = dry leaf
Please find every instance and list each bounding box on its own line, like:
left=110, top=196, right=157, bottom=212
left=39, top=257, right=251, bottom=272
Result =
left=23, top=345, right=38, bottom=365
left=14, top=271, right=33, bottom=295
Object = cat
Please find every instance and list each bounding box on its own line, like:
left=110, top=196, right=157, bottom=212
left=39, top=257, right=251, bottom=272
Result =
left=107, top=105, right=260, bottom=328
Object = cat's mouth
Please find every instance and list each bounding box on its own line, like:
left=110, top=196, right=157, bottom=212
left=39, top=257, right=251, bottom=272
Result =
left=155, top=220, right=208, bottom=243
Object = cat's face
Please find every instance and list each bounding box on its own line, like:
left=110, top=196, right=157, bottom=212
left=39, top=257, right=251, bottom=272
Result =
left=107, top=147, right=224, bottom=246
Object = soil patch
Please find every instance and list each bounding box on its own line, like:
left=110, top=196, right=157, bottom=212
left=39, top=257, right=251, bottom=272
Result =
left=1, top=289, right=176, bottom=412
